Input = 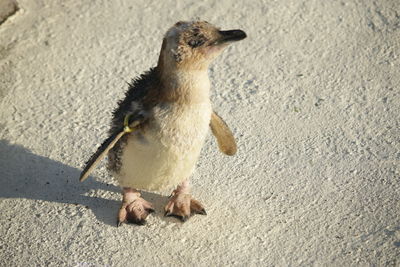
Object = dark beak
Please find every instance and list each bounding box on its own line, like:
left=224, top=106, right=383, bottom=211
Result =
left=217, top=29, right=247, bottom=44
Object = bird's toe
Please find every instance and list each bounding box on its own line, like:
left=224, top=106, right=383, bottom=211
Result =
left=118, top=197, right=154, bottom=226
left=164, top=193, right=206, bottom=222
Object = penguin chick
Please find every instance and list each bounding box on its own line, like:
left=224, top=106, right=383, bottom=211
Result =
left=82, top=21, right=246, bottom=225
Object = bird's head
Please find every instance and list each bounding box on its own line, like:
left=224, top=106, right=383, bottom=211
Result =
left=158, top=21, right=246, bottom=71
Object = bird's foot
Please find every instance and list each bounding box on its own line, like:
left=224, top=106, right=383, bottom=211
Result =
left=118, top=188, right=154, bottom=226
left=164, top=190, right=206, bottom=222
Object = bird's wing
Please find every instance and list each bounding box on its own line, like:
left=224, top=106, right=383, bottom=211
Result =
left=210, top=111, right=237, bottom=156
left=79, top=113, right=147, bottom=182
left=80, top=68, right=159, bottom=182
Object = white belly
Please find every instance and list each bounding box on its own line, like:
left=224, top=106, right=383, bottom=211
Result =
left=115, top=101, right=212, bottom=192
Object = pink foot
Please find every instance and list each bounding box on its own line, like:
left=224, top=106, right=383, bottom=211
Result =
left=164, top=181, right=206, bottom=222
left=118, top=188, right=154, bottom=226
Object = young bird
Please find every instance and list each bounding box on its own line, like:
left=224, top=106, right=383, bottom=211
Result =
left=80, top=21, right=246, bottom=225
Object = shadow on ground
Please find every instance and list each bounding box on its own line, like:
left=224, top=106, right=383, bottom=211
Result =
left=0, top=139, right=169, bottom=226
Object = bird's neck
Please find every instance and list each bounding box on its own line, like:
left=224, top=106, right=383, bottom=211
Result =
left=157, top=67, right=211, bottom=104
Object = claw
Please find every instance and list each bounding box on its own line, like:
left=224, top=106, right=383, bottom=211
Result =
left=164, top=192, right=206, bottom=222
left=133, top=219, right=146, bottom=226
left=195, top=209, right=207, bottom=215
left=165, top=213, right=189, bottom=222
left=126, top=215, right=147, bottom=226
left=147, top=208, right=155, bottom=214
left=168, top=190, right=178, bottom=198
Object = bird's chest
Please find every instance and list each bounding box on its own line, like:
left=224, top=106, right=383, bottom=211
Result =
left=148, top=101, right=212, bottom=150
left=117, top=101, right=212, bottom=190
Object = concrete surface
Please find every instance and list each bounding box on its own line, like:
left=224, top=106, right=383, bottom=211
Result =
left=0, top=0, right=399, bottom=266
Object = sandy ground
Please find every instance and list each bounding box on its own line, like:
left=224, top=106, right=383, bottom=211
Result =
left=0, top=0, right=399, bottom=266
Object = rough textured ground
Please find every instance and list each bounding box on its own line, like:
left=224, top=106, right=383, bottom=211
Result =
left=0, top=0, right=399, bottom=266
left=0, top=0, right=18, bottom=25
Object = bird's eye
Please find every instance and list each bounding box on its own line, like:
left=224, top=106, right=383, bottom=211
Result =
left=188, top=39, right=205, bottom=48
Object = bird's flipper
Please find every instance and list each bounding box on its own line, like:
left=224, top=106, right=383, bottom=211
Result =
left=79, top=131, right=125, bottom=182
left=210, top=111, right=237, bottom=156
left=79, top=113, right=146, bottom=182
